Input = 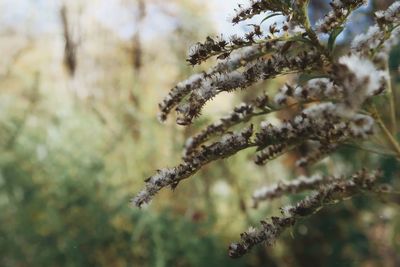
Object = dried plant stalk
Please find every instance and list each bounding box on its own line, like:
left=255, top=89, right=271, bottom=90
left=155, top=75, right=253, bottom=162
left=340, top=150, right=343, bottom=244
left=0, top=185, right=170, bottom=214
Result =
left=134, top=0, right=400, bottom=258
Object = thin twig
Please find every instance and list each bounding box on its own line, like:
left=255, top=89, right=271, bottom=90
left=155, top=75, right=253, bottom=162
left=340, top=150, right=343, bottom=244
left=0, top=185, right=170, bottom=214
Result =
left=343, top=143, right=397, bottom=157
left=371, top=106, right=400, bottom=159
left=386, top=62, right=397, bottom=135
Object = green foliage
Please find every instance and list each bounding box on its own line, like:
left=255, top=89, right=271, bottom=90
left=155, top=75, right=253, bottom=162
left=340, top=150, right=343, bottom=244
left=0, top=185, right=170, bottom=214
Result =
left=0, top=123, right=248, bottom=267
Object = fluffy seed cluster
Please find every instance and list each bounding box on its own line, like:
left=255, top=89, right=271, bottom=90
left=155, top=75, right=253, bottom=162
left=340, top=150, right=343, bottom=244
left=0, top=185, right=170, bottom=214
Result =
left=275, top=78, right=342, bottom=104
left=315, top=0, right=366, bottom=33
left=183, top=94, right=269, bottom=158
left=375, top=1, right=400, bottom=24
left=296, top=142, right=337, bottom=167
left=231, top=0, right=291, bottom=24
left=352, top=2, right=400, bottom=67
left=134, top=0, right=400, bottom=259
left=176, top=45, right=324, bottom=125
left=133, top=126, right=254, bottom=207
left=229, top=170, right=381, bottom=258
left=252, top=173, right=337, bottom=206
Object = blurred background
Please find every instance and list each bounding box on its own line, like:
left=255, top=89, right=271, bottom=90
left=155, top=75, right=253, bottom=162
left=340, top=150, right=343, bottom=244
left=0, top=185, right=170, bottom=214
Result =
left=0, top=0, right=400, bottom=266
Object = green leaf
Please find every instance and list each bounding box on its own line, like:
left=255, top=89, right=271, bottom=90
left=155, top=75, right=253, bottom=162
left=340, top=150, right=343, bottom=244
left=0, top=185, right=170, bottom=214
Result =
left=328, top=27, right=344, bottom=52
left=260, top=13, right=282, bottom=25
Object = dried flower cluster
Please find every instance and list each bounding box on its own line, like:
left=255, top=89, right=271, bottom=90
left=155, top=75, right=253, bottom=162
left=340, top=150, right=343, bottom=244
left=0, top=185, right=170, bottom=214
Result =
left=134, top=0, right=400, bottom=258
left=229, top=169, right=382, bottom=258
left=252, top=173, right=339, bottom=206
left=315, top=0, right=366, bottom=33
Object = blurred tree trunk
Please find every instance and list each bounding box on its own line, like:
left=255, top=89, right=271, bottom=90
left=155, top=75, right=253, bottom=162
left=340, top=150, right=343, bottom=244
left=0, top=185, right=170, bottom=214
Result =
left=60, top=5, right=77, bottom=77
left=132, top=0, right=146, bottom=74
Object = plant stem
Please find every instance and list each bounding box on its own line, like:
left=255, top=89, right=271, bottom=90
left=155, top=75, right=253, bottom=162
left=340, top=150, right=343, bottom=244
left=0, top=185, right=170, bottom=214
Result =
left=386, top=62, right=397, bottom=135
left=343, top=143, right=397, bottom=157
left=372, top=106, right=400, bottom=159
left=301, top=2, right=332, bottom=64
